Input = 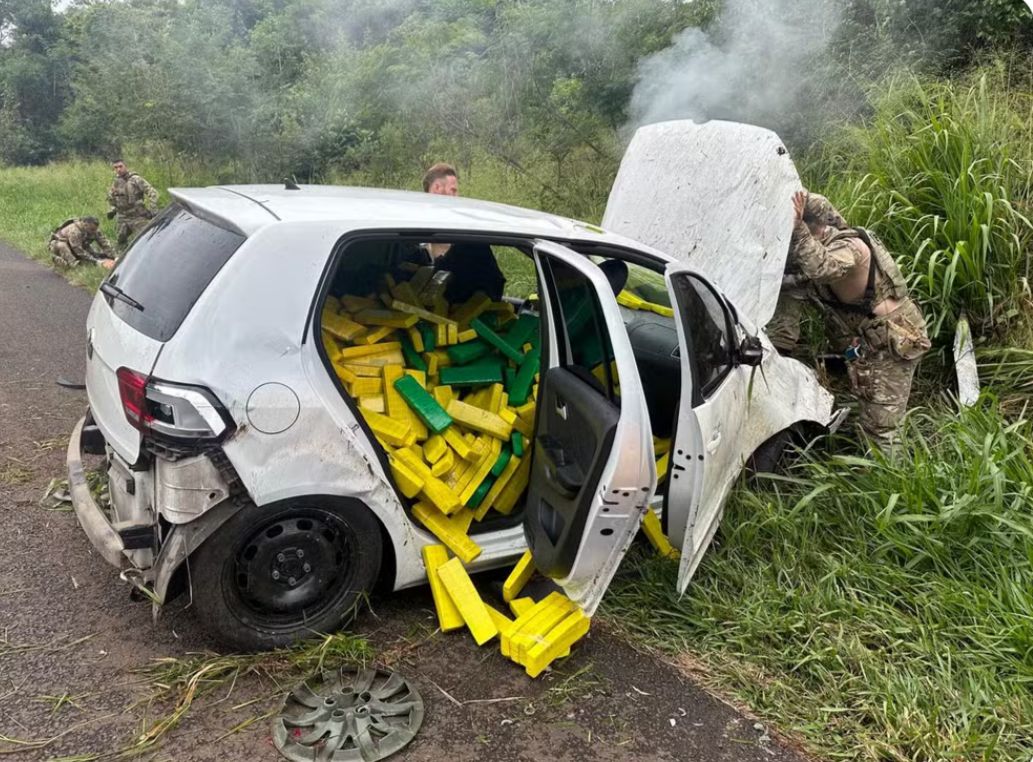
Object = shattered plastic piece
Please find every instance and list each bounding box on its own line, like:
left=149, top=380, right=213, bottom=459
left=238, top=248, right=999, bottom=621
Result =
left=272, top=666, right=423, bottom=762
left=435, top=557, right=499, bottom=645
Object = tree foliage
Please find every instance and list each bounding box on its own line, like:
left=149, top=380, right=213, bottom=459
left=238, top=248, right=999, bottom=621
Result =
left=0, top=0, right=1029, bottom=180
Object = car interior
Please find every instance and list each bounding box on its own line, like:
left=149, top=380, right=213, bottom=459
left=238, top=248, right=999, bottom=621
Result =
left=316, top=235, right=690, bottom=550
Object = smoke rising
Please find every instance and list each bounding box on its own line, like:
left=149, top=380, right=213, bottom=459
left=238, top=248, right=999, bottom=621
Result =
left=628, top=0, right=842, bottom=134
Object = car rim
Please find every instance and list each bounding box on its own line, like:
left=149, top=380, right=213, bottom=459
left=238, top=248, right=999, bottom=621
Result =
left=231, top=508, right=357, bottom=628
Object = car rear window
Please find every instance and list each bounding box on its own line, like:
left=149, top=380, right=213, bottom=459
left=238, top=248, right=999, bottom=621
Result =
left=105, top=204, right=246, bottom=341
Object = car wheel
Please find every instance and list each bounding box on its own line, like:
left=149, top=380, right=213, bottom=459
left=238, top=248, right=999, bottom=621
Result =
left=746, top=429, right=794, bottom=475
left=191, top=497, right=382, bottom=651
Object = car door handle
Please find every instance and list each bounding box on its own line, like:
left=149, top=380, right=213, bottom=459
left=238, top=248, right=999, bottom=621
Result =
left=537, top=436, right=583, bottom=497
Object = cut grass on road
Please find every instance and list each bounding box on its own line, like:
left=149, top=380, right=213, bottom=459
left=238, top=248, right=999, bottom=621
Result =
left=604, top=398, right=1033, bottom=761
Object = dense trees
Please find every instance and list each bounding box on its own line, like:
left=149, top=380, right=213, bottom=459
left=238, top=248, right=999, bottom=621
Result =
left=0, top=0, right=1030, bottom=182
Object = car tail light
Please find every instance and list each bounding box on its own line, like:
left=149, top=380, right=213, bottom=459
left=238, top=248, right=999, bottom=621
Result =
left=116, top=367, right=231, bottom=441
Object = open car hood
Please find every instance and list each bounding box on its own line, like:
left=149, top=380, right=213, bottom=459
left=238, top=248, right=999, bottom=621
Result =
left=603, top=120, right=800, bottom=328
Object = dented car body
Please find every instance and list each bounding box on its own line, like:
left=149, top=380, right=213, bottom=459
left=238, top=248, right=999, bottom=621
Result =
left=67, top=120, right=835, bottom=648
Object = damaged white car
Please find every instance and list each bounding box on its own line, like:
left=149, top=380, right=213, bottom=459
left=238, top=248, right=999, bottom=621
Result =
left=67, top=120, right=835, bottom=650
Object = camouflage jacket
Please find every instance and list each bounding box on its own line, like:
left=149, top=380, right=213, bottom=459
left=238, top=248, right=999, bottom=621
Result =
left=52, top=219, right=114, bottom=261
left=787, top=222, right=908, bottom=306
left=107, top=172, right=158, bottom=218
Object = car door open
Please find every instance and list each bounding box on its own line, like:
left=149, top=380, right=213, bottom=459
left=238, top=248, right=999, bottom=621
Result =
left=523, top=240, right=656, bottom=614
left=662, top=262, right=756, bottom=593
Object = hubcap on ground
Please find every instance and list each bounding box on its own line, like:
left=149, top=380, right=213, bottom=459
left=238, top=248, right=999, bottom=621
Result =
left=273, top=667, right=424, bottom=762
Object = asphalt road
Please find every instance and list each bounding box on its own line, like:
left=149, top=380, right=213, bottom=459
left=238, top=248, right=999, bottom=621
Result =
left=0, top=241, right=808, bottom=761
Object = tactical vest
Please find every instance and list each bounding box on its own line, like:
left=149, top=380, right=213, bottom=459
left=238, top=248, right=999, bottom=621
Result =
left=819, top=227, right=909, bottom=318
left=51, top=218, right=79, bottom=241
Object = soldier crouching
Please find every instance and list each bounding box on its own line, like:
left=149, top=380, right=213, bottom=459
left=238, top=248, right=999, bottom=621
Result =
left=768, top=191, right=931, bottom=447
left=49, top=216, right=116, bottom=270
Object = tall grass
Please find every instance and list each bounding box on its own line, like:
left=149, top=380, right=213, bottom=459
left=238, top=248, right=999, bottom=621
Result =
left=807, top=60, right=1033, bottom=344
left=605, top=398, right=1033, bottom=760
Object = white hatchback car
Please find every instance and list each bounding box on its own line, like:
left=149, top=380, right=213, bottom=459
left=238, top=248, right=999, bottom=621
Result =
left=68, top=121, right=836, bottom=649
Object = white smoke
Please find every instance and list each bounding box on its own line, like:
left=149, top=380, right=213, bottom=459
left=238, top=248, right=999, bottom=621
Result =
left=628, top=0, right=842, bottom=132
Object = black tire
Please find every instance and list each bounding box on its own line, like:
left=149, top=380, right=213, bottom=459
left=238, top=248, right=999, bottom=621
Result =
left=191, top=496, right=382, bottom=651
left=746, top=428, right=794, bottom=476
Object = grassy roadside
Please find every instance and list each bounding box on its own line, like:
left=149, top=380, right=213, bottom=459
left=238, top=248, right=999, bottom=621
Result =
left=603, top=398, right=1033, bottom=761
left=0, top=159, right=206, bottom=292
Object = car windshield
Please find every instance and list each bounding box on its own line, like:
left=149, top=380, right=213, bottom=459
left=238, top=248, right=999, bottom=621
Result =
left=106, top=204, right=245, bottom=342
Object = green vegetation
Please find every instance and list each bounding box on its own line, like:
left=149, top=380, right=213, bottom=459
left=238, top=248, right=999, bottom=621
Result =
left=808, top=60, right=1033, bottom=344
left=605, top=398, right=1033, bottom=760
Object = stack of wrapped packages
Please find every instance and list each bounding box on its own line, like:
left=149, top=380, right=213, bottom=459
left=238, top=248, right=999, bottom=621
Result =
left=321, top=264, right=589, bottom=677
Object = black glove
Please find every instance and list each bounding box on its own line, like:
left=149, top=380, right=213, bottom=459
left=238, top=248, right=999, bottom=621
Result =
left=106, top=209, right=116, bottom=220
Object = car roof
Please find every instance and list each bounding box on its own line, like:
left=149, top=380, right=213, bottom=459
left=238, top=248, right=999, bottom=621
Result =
left=168, top=185, right=631, bottom=247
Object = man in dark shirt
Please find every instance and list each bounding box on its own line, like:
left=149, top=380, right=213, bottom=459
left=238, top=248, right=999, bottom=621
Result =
left=419, top=162, right=506, bottom=302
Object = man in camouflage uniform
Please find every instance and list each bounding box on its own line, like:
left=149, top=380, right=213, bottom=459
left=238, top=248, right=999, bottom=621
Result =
left=49, top=217, right=116, bottom=269
left=106, top=159, right=158, bottom=247
left=767, top=191, right=931, bottom=446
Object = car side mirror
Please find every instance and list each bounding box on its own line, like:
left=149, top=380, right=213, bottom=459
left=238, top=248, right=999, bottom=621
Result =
left=738, top=335, right=764, bottom=367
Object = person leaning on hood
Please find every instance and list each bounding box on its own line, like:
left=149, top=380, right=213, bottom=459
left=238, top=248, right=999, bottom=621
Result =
left=766, top=190, right=931, bottom=448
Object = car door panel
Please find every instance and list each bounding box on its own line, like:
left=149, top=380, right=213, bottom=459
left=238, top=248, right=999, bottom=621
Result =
left=525, top=367, right=620, bottom=577
left=523, top=240, right=656, bottom=614
left=663, top=263, right=750, bottom=593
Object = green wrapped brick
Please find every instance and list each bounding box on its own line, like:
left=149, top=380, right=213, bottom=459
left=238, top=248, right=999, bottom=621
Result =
left=467, top=475, right=495, bottom=508
left=490, top=447, right=512, bottom=477
left=502, top=313, right=539, bottom=352
left=420, top=322, right=436, bottom=351
left=507, top=350, right=540, bottom=406
left=511, top=431, right=524, bottom=457
left=439, top=361, right=504, bottom=387
left=393, top=375, right=451, bottom=433
left=471, top=317, right=524, bottom=364
left=447, top=339, right=491, bottom=365
left=400, top=333, right=428, bottom=372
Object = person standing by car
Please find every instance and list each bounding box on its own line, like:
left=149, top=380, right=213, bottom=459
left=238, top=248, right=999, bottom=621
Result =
left=769, top=190, right=931, bottom=447
left=416, top=162, right=506, bottom=301
left=48, top=216, right=116, bottom=270
left=106, top=159, right=159, bottom=248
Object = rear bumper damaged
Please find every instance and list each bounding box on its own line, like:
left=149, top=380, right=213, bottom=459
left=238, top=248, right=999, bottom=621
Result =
left=67, top=414, right=240, bottom=606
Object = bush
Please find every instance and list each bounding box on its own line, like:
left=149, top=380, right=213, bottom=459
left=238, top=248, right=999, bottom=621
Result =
left=605, top=397, right=1033, bottom=760
left=804, top=60, right=1033, bottom=344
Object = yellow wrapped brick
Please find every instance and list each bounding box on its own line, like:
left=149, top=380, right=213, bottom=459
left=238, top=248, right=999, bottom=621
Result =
left=430, top=447, right=455, bottom=478
left=360, top=410, right=415, bottom=448
left=435, top=557, right=497, bottom=645
left=492, top=455, right=531, bottom=515
left=342, top=363, right=382, bottom=377
left=423, top=435, right=447, bottom=463
left=447, top=399, right=513, bottom=440
left=358, top=395, right=385, bottom=413
left=354, top=307, right=420, bottom=329
left=422, top=545, right=464, bottom=632
left=341, top=295, right=378, bottom=312
left=354, top=325, right=395, bottom=345
left=323, top=311, right=366, bottom=342
left=413, top=502, right=481, bottom=563
left=389, top=454, right=424, bottom=498
left=340, top=341, right=402, bottom=359
left=347, top=377, right=382, bottom=397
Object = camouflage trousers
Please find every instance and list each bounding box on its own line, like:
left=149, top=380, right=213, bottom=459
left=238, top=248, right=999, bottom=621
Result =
left=49, top=240, right=84, bottom=268
left=767, top=293, right=807, bottom=352
left=846, top=299, right=931, bottom=447
left=116, top=215, right=151, bottom=247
